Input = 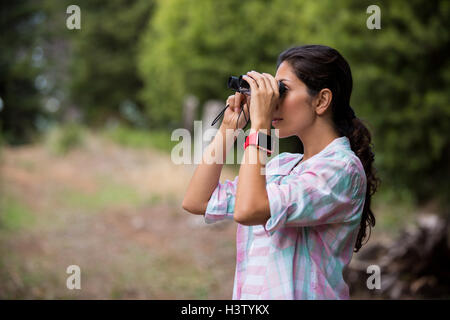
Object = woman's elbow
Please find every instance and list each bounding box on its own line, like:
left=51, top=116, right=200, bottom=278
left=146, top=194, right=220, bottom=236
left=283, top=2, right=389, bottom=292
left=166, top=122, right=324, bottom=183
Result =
left=233, top=209, right=264, bottom=226
left=182, top=200, right=206, bottom=215
left=234, top=203, right=271, bottom=225
left=233, top=211, right=250, bottom=225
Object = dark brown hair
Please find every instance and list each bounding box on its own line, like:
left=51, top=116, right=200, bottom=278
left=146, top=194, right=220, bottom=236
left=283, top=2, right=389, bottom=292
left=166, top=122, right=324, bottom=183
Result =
left=277, top=44, right=381, bottom=252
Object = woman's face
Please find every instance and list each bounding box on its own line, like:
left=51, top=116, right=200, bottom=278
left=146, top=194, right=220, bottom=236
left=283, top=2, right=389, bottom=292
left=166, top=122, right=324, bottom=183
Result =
left=273, top=61, right=315, bottom=138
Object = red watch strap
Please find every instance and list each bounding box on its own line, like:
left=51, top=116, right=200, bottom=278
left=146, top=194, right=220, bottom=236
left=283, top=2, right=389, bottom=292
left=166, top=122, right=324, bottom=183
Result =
left=244, top=131, right=258, bottom=149
left=245, top=131, right=272, bottom=155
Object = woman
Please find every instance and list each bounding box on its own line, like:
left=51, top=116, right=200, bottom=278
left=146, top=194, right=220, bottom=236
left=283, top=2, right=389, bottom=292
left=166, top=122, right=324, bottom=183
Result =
left=182, top=45, right=380, bottom=299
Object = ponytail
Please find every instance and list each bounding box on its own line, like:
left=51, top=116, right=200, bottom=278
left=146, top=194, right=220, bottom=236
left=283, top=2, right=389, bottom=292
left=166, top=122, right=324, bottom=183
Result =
left=344, top=117, right=381, bottom=252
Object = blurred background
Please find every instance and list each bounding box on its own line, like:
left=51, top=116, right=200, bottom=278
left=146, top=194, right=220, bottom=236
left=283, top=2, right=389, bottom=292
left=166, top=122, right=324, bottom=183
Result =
left=0, top=0, right=449, bottom=299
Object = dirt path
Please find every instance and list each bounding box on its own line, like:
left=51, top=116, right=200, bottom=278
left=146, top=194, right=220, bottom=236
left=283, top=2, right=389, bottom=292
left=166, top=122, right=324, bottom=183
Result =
left=0, top=132, right=238, bottom=299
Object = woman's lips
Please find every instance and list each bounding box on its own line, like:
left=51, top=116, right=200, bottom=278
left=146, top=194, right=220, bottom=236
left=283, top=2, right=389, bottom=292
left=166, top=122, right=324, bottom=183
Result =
left=272, top=118, right=283, bottom=125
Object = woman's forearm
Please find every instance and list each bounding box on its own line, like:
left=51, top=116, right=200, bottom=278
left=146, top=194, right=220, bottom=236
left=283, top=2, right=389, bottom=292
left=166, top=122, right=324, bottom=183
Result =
left=234, top=125, right=272, bottom=225
left=182, top=125, right=237, bottom=215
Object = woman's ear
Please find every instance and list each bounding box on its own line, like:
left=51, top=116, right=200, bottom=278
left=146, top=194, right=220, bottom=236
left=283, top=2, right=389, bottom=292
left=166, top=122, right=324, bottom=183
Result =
left=314, top=88, right=332, bottom=116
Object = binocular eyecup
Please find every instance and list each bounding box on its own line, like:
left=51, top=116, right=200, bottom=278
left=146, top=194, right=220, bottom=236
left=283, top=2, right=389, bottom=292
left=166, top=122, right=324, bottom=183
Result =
left=227, top=75, right=287, bottom=97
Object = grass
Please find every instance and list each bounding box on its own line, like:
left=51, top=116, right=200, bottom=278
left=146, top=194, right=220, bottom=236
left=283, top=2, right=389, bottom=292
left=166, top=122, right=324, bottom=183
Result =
left=102, top=125, right=181, bottom=154
left=0, top=259, right=61, bottom=299
left=371, top=185, right=417, bottom=237
left=60, top=183, right=144, bottom=211
left=58, top=180, right=167, bottom=213
left=0, top=193, right=35, bottom=232
left=44, top=123, right=85, bottom=156
left=106, top=247, right=216, bottom=299
left=0, top=195, right=59, bottom=299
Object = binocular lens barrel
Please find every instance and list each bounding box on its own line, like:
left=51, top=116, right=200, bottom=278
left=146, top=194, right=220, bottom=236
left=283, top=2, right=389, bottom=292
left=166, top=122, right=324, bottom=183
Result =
left=227, top=75, right=286, bottom=97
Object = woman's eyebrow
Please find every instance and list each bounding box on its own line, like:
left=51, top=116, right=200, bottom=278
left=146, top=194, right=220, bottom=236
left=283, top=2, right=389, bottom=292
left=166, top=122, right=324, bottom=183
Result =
left=279, top=78, right=291, bottom=82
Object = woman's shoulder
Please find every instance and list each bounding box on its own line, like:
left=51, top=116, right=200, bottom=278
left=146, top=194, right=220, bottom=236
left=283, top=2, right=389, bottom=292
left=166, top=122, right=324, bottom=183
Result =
left=315, top=143, right=367, bottom=197
left=311, top=137, right=364, bottom=173
left=266, top=152, right=303, bottom=176
left=268, top=151, right=301, bottom=163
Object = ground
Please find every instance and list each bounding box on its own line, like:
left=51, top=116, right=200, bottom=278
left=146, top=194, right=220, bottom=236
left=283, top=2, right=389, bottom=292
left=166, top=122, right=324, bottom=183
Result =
left=0, top=131, right=238, bottom=299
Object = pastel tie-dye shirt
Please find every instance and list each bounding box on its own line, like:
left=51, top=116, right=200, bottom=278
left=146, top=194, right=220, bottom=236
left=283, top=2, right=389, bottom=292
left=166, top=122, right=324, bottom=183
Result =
left=205, top=136, right=367, bottom=299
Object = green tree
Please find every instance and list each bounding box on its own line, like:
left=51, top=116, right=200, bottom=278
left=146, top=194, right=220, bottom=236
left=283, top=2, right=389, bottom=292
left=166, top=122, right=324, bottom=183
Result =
left=69, top=0, right=155, bottom=125
left=328, top=0, right=450, bottom=205
left=138, top=0, right=317, bottom=129
left=138, top=0, right=449, bottom=206
left=0, top=0, right=46, bottom=144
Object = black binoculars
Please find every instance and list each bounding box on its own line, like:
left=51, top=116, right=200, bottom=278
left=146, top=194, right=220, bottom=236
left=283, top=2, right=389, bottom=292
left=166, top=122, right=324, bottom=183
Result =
left=211, top=74, right=286, bottom=127
left=227, top=75, right=287, bottom=97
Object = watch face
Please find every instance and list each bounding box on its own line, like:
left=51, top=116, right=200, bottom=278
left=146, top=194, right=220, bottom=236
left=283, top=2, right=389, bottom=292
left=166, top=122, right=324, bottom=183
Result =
left=258, top=132, right=272, bottom=151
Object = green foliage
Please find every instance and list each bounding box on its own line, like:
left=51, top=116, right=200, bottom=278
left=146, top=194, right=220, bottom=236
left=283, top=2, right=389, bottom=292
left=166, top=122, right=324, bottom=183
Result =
left=1, top=0, right=448, bottom=206
left=0, top=0, right=47, bottom=144
left=371, top=186, right=416, bottom=235
left=68, top=0, right=155, bottom=125
left=138, top=0, right=318, bottom=128
left=330, top=0, right=450, bottom=205
left=138, top=0, right=449, bottom=206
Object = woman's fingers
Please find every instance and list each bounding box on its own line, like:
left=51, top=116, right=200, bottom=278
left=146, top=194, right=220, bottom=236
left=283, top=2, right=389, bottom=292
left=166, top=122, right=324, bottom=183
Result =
left=262, top=72, right=279, bottom=97
left=246, top=71, right=266, bottom=91
left=260, top=74, right=274, bottom=95
left=226, top=94, right=238, bottom=112
left=242, top=75, right=258, bottom=96
left=234, top=92, right=244, bottom=112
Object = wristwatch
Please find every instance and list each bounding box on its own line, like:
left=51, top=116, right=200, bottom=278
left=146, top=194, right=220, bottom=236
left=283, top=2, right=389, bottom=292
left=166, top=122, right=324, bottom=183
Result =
left=244, top=131, right=273, bottom=155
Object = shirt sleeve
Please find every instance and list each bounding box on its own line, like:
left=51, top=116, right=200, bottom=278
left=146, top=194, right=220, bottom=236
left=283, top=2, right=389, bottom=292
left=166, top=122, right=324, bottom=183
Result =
left=264, top=160, right=366, bottom=235
left=204, top=175, right=239, bottom=224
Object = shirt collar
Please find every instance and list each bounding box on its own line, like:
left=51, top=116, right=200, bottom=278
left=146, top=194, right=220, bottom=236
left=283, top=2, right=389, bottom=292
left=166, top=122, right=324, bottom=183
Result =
left=266, top=136, right=351, bottom=176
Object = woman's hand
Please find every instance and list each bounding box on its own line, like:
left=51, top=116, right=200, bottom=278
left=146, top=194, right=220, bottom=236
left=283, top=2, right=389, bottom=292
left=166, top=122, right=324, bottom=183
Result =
left=242, top=71, right=279, bottom=129
left=220, top=92, right=250, bottom=131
